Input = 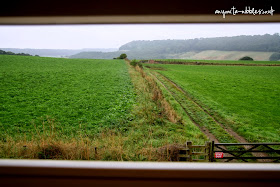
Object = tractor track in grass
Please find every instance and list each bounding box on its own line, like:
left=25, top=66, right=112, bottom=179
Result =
left=156, top=71, right=247, bottom=143
left=147, top=70, right=220, bottom=143
left=148, top=69, right=269, bottom=161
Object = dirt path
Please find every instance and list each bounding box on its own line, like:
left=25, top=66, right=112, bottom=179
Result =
left=148, top=71, right=220, bottom=143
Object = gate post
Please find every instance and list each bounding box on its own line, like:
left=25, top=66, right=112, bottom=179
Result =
left=205, top=142, right=211, bottom=162
left=186, top=141, right=192, bottom=162
left=210, top=141, right=215, bottom=162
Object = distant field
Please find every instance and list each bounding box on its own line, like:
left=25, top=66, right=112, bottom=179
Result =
left=144, top=63, right=280, bottom=143
left=174, top=50, right=275, bottom=61
left=0, top=55, right=135, bottom=139
left=148, top=59, right=280, bottom=65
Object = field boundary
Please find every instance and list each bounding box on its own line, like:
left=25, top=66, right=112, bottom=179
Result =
left=147, top=70, right=220, bottom=143
left=142, top=60, right=280, bottom=66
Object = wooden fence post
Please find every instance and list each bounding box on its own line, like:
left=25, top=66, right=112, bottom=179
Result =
left=205, top=142, right=211, bottom=162
left=186, top=141, right=192, bottom=162
left=211, top=141, right=215, bottom=162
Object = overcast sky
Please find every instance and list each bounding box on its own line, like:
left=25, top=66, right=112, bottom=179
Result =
left=0, top=23, right=279, bottom=49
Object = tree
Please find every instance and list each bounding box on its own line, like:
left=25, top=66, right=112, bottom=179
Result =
left=6, top=51, right=15, bottom=55
left=118, top=53, right=127, bottom=59
left=0, top=50, right=6, bottom=54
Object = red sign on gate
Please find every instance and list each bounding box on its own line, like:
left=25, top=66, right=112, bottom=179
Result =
left=214, top=152, right=224, bottom=158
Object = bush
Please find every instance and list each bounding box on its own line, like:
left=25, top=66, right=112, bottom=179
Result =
left=119, top=53, right=127, bottom=59
left=130, top=59, right=137, bottom=67
left=130, top=59, right=142, bottom=68
left=239, top=56, right=254, bottom=61
left=137, top=62, right=143, bottom=68
left=115, top=53, right=127, bottom=59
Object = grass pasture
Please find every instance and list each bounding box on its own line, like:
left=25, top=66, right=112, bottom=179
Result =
left=144, top=63, right=280, bottom=143
left=0, top=55, right=135, bottom=139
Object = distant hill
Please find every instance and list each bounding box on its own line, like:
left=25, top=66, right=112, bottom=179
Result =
left=0, top=48, right=118, bottom=57
left=70, top=51, right=123, bottom=59
left=175, top=50, right=275, bottom=61
left=69, top=50, right=168, bottom=59
left=119, top=34, right=280, bottom=53
left=70, top=34, right=280, bottom=61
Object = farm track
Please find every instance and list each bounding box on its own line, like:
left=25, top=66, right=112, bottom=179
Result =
left=155, top=71, right=246, bottom=143
left=147, top=68, right=269, bottom=161
left=148, top=70, right=220, bottom=143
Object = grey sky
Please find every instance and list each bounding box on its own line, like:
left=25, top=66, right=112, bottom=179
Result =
left=0, top=23, right=279, bottom=49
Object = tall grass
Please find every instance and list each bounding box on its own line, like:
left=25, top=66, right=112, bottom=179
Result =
left=0, top=119, right=158, bottom=160
left=134, top=65, right=180, bottom=124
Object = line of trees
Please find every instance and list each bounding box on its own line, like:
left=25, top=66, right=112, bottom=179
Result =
left=119, top=34, right=280, bottom=53
left=0, top=49, right=37, bottom=57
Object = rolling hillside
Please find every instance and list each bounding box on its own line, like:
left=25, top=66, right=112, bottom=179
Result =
left=70, top=34, right=280, bottom=61
left=175, top=50, right=275, bottom=61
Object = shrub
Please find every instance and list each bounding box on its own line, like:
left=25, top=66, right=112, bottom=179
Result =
left=119, top=53, right=127, bottom=59
left=239, top=56, right=254, bottom=61
left=130, top=59, right=143, bottom=68
left=137, top=62, right=143, bottom=68
left=130, top=59, right=137, bottom=67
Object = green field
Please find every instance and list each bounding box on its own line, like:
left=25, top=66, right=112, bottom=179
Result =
left=0, top=55, right=135, bottom=139
left=144, top=63, right=280, bottom=142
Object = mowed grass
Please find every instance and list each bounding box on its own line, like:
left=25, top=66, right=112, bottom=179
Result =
left=144, top=63, right=280, bottom=142
left=0, top=55, right=135, bottom=140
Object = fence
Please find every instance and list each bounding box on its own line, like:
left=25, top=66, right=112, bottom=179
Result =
left=178, top=142, right=211, bottom=162
left=212, top=142, right=280, bottom=162
left=179, top=141, right=280, bottom=162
